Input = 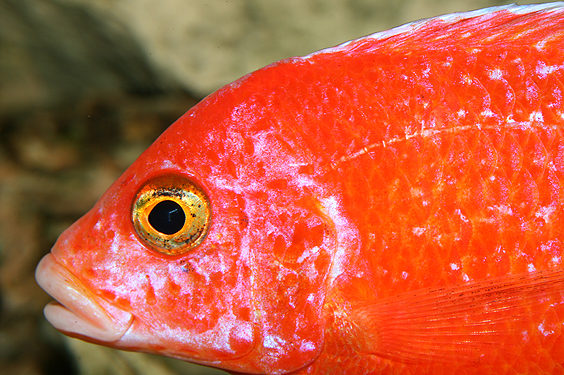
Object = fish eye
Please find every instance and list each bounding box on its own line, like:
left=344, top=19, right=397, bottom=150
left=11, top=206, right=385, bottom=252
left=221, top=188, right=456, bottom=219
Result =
left=132, top=175, right=211, bottom=255
left=148, top=200, right=186, bottom=235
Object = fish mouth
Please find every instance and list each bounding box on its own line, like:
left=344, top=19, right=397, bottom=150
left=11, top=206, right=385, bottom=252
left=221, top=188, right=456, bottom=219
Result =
left=35, top=254, right=133, bottom=343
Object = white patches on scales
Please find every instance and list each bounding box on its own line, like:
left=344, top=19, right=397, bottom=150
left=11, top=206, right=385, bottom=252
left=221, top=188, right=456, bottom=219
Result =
left=536, top=61, right=564, bottom=78
left=536, top=205, right=557, bottom=224
left=321, top=196, right=360, bottom=285
left=488, top=68, right=504, bottom=80
left=538, top=322, right=555, bottom=337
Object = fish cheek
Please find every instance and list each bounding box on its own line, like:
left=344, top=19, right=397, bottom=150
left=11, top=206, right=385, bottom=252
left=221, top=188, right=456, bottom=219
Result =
left=109, top=242, right=256, bottom=363
left=46, top=172, right=257, bottom=364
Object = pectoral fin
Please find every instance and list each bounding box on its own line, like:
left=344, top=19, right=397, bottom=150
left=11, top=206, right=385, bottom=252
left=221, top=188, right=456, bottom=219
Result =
left=349, top=268, right=564, bottom=364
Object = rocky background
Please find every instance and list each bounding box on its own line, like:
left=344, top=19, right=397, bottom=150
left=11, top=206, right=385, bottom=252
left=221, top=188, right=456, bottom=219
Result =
left=0, top=0, right=549, bottom=374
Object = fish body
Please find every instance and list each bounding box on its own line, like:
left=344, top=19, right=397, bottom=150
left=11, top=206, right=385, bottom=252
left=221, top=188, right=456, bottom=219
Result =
left=36, top=4, right=564, bottom=374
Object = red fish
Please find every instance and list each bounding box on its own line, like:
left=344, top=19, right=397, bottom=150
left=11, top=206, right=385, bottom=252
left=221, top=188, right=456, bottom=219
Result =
left=36, top=4, right=564, bottom=374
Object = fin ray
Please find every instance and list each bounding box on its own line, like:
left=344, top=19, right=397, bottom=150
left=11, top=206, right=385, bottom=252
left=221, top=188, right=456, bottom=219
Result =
left=350, top=268, right=564, bottom=364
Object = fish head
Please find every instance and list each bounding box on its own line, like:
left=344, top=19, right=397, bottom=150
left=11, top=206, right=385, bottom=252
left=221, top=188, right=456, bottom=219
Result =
left=35, top=67, right=341, bottom=374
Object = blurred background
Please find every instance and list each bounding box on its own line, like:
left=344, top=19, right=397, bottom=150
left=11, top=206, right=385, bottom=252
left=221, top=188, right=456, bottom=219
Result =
left=0, top=0, right=550, bottom=374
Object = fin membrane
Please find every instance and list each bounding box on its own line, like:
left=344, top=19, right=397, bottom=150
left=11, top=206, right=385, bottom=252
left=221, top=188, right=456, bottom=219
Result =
left=350, top=268, right=564, bottom=364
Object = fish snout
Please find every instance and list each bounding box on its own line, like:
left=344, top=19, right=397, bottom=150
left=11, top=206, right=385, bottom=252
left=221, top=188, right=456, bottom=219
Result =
left=35, top=253, right=133, bottom=343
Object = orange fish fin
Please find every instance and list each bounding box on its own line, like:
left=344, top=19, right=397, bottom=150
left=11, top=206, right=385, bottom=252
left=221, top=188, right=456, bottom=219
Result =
left=349, top=268, right=564, bottom=365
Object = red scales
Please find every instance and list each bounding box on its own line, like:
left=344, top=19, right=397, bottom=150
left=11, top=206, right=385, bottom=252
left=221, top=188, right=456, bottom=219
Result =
left=37, top=4, right=564, bottom=374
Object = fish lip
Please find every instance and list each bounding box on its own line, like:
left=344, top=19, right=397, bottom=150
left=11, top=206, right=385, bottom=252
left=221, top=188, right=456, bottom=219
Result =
left=35, top=253, right=133, bottom=343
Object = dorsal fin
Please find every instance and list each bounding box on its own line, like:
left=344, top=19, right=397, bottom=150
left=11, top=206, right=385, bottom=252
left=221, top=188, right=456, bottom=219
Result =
left=306, top=4, right=564, bottom=59
left=349, top=268, right=564, bottom=365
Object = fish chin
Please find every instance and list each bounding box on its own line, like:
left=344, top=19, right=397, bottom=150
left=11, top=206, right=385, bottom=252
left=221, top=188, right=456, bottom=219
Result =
left=35, top=254, right=133, bottom=343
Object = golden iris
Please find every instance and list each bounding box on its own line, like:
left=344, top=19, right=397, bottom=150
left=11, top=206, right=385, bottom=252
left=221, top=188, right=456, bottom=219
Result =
left=132, top=175, right=211, bottom=255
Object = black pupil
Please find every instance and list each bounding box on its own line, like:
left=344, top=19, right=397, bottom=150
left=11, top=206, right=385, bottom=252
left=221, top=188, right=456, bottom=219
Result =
left=148, top=200, right=186, bottom=235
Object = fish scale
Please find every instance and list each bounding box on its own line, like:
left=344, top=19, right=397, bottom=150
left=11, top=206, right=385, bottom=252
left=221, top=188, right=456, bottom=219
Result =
left=35, top=4, right=564, bottom=374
